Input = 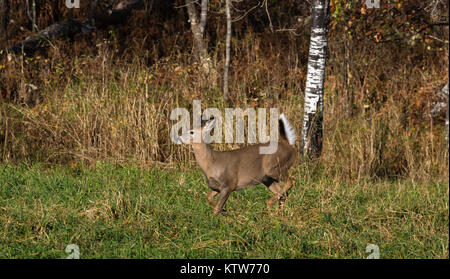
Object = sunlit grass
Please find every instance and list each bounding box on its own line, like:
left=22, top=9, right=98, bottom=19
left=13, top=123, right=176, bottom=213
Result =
left=0, top=163, right=447, bottom=259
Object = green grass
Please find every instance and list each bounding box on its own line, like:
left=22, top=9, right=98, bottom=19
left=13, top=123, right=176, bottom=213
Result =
left=0, top=163, right=448, bottom=259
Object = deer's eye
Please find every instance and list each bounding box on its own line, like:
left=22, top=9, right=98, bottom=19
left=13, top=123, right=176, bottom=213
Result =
left=190, top=131, right=194, bottom=135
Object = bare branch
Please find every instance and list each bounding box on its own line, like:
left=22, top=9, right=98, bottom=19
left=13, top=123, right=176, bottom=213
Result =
left=231, top=1, right=261, bottom=22
left=264, top=0, right=273, bottom=32
left=174, top=0, right=199, bottom=9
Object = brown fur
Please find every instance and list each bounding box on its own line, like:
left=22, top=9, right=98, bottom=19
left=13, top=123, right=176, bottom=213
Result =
left=185, top=120, right=297, bottom=215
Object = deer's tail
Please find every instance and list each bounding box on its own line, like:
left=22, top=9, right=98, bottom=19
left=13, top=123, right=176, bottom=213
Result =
left=279, top=113, right=296, bottom=146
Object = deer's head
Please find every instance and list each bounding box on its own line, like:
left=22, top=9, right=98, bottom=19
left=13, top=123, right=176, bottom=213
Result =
left=176, top=118, right=216, bottom=145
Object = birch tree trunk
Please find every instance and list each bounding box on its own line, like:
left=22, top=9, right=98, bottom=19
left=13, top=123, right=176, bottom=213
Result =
left=444, top=82, right=449, bottom=142
left=200, top=0, right=208, bottom=37
left=426, top=81, right=448, bottom=142
left=32, top=0, right=37, bottom=31
left=300, top=0, right=330, bottom=158
left=26, top=0, right=38, bottom=32
left=185, top=0, right=215, bottom=79
left=446, top=93, right=449, bottom=143
left=223, top=0, right=232, bottom=104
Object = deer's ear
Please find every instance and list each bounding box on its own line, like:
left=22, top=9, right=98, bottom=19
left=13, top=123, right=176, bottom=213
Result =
left=203, top=118, right=216, bottom=132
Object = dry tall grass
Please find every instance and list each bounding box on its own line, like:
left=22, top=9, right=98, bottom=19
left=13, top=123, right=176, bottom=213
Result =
left=0, top=4, right=448, bottom=183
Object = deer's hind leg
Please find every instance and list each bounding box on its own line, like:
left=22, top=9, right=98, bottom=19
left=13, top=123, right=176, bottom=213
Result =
left=262, top=176, right=281, bottom=208
left=206, top=190, right=218, bottom=206
left=264, top=165, right=293, bottom=206
left=266, top=177, right=294, bottom=209
left=279, top=178, right=294, bottom=204
left=267, top=182, right=284, bottom=208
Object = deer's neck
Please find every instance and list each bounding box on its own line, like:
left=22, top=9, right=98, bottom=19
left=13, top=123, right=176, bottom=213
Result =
left=191, top=143, right=215, bottom=175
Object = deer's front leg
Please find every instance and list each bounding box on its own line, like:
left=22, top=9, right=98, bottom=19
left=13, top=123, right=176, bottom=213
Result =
left=213, top=188, right=232, bottom=215
left=207, top=178, right=221, bottom=207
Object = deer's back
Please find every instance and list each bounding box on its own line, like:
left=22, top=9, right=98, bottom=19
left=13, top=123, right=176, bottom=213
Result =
left=209, top=140, right=296, bottom=190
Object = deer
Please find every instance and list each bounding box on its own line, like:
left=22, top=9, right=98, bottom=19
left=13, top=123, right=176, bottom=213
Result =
left=176, top=113, right=297, bottom=215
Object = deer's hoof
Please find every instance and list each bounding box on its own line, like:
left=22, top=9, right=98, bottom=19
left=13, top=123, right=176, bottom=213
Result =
left=213, top=208, right=227, bottom=216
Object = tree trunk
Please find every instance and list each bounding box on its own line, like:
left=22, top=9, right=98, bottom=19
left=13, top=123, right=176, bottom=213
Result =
left=200, top=0, right=208, bottom=37
left=429, top=81, right=449, bottom=117
left=32, top=0, right=37, bottom=31
left=185, top=0, right=215, bottom=80
left=446, top=94, right=449, bottom=143
left=0, top=0, right=9, bottom=47
left=444, top=82, right=449, bottom=142
left=223, top=0, right=232, bottom=104
left=88, top=0, right=99, bottom=27
left=300, top=0, right=330, bottom=158
left=426, top=81, right=448, bottom=143
left=25, top=0, right=38, bottom=32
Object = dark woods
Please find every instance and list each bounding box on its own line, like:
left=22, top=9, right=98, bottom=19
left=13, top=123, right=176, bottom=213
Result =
left=0, top=0, right=448, bottom=182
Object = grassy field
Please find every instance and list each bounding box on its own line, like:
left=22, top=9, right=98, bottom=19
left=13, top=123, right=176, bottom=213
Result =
left=0, top=0, right=448, bottom=260
left=0, top=162, right=447, bottom=259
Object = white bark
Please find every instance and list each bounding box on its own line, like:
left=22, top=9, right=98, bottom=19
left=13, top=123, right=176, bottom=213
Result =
left=31, top=0, right=37, bottom=31
left=446, top=94, right=449, bottom=142
left=443, top=82, right=449, bottom=142
left=300, top=0, right=330, bottom=157
left=200, top=0, right=208, bottom=37
left=185, top=0, right=214, bottom=77
left=25, top=0, right=38, bottom=32
left=428, top=81, right=449, bottom=143
left=430, top=82, right=449, bottom=117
